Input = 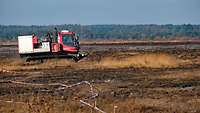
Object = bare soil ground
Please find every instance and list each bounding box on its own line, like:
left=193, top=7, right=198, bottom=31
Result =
left=0, top=43, right=200, bottom=113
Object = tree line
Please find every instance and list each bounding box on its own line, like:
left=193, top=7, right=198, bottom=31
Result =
left=0, top=24, right=200, bottom=40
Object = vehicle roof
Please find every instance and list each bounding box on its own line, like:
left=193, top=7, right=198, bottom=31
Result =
left=60, top=30, right=75, bottom=35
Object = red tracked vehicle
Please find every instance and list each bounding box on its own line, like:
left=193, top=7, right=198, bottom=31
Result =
left=18, top=30, right=88, bottom=62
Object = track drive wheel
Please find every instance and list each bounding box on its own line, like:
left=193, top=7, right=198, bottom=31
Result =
left=73, top=57, right=79, bottom=62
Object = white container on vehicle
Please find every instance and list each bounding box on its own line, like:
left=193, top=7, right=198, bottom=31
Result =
left=18, top=35, right=33, bottom=54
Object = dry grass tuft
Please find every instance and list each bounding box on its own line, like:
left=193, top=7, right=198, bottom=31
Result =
left=99, top=53, right=181, bottom=68
left=0, top=53, right=183, bottom=71
left=0, top=58, right=74, bottom=71
left=39, top=59, right=74, bottom=68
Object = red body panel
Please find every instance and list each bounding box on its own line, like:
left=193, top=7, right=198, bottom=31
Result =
left=33, top=36, right=38, bottom=44
left=51, top=43, right=60, bottom=52
left=58, top=31, right=78, bottom=53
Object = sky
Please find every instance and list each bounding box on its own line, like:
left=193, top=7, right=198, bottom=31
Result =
left=0, top=0, right=200, bottom=25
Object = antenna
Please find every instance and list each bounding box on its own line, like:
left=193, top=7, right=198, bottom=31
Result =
left=80, top=24, right=83, bottom=38
left=68, top=25, right=72, bottom=31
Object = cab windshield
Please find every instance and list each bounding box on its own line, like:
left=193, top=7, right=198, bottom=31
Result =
left=62, top=34, right=74, bottom=46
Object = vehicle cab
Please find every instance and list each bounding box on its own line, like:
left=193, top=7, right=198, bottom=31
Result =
left=58, top=30, right=79, bottom=53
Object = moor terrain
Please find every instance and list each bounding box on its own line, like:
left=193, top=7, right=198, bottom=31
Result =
left=0, top=43, right=200, bottom=113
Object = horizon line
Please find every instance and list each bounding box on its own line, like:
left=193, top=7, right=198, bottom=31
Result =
left=0, top=24, right=200, bottom=26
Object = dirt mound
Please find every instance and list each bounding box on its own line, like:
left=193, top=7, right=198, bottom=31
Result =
left=100, top=53, right=180, bottom=68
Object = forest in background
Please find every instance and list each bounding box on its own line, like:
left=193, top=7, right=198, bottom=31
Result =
left=0, top=24, right=200, bottom=41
